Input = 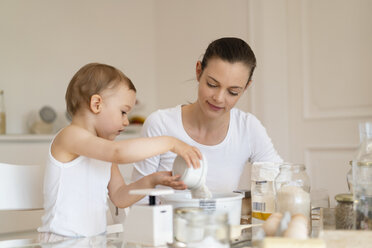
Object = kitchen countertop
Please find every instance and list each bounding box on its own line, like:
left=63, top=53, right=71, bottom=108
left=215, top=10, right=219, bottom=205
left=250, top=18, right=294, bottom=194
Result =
left=0, top=231, right=252, bottom=248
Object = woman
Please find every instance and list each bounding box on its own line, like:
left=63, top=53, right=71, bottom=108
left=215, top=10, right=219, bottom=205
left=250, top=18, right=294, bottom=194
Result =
left=132, top=37, right=282, bottom=193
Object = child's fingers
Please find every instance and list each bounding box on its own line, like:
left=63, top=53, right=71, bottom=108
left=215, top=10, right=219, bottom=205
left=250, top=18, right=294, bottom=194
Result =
left=194, top=147, right=202, bottom=160
left=192, top=156, right=200, bottom=169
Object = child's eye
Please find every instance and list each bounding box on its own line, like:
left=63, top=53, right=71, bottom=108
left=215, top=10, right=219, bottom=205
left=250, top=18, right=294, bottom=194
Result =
left=207, top=82, right=217, bottom=88
left=121, top=111, right=127, bottom=115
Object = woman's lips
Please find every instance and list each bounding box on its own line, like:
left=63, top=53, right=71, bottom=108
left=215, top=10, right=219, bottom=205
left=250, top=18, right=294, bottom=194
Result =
left=207, top=101, right=224, bottom=111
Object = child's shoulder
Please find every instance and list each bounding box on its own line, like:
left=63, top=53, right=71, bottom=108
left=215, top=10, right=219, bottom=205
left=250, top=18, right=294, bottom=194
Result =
left=54, top=125, right=91, bottom=143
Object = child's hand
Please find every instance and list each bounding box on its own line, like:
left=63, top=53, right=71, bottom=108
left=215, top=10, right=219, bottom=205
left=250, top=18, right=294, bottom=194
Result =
left=171, top=139, right=202, bottom=169
left=150, top=171, right=187, bottom=190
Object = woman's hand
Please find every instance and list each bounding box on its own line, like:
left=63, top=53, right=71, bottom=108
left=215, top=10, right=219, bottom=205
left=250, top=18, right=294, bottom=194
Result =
left=149, top=171, right=187, bottom=190
left=171, top=139, right=202, bottom=169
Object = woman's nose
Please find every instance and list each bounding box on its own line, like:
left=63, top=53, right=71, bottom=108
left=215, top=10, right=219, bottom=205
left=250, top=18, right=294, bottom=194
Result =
left=213, top=89, right=224, bottom=103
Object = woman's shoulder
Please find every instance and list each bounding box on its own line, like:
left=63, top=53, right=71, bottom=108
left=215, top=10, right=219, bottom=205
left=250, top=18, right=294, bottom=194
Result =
left=231, top=108, right=260, bottom=125
left=142, top=105, right=182, bottom=135
left=145, top=105, right=181, bottom=123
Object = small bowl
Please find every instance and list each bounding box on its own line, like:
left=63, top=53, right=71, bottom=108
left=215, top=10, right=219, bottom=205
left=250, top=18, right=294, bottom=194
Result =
left=172, top=155, right=208, bottom=189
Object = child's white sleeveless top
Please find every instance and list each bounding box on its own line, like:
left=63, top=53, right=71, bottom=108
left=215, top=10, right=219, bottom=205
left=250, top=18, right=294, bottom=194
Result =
left=38, top=142, right=111, bottom=237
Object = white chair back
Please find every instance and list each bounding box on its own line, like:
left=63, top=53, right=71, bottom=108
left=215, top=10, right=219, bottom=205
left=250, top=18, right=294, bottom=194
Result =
left=0, top=163, right=43, bottom=210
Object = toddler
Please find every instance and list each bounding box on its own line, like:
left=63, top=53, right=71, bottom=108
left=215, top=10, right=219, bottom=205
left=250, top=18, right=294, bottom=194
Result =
left=38, top=63, right=201, bottom=240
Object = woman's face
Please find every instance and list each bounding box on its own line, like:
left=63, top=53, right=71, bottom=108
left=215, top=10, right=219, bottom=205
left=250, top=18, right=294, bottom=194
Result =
left=196, top=58, right=251, bottom=119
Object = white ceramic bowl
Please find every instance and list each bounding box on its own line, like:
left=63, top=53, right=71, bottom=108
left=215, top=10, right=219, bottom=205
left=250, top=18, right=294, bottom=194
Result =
left=172, top=155, right=208, bottom=190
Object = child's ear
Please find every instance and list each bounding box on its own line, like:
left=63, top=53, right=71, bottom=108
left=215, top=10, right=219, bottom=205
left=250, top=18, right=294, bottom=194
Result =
left=90, top=94, right=102, bottom=114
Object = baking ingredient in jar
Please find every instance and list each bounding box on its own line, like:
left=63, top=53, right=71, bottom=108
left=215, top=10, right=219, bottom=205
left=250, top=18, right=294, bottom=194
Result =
left=335, top=193, right=354, bottom=230
left=262, top=212, right=283, bottom=236
left=283, top=214, right=309, bottom=240
left=276, top=185, right=311, bottom=222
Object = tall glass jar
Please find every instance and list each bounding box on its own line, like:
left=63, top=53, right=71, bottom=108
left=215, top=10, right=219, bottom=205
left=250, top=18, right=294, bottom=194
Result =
left=352, top=161, right=372, bottom=230
left=275, top=163, right=311, bottom=223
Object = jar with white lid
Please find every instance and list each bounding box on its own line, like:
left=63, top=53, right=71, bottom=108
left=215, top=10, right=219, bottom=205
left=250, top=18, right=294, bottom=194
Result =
left=274, top=163, right=311, bottom=226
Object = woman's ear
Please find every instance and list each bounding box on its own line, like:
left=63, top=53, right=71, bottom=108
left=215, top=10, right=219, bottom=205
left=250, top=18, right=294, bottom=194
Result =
left=196, top=61, right=202, bottom=81
left=90, top=94, right=102, bottom=114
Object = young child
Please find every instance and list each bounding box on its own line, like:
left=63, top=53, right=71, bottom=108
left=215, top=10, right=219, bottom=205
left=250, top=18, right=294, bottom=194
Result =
left=38, top=63, right=202, bottom=240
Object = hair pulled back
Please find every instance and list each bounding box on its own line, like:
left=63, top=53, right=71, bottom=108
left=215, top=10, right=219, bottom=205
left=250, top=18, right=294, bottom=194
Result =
left=200, top=37, right=256, bottom=86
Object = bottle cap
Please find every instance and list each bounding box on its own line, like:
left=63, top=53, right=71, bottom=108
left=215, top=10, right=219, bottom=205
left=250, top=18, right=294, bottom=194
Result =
left=335, top=193, right=353, bottom=202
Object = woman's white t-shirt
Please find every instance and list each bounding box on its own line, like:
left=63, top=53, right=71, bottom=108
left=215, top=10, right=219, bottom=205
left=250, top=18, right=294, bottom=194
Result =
left=132, top=105, right=282, bottom=193
left=38, top=142, right=111, bottom=237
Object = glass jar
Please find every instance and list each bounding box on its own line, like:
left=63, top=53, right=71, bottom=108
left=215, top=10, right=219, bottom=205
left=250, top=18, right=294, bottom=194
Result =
left=346, top=161, right=353, bottom=192
left=175, top=210, right=230, bottom=248
left=275, top=163, right=311, bottom=223
left=335, top=193, right=354, bottom=229
left=352, top=161, right=372, bottom=230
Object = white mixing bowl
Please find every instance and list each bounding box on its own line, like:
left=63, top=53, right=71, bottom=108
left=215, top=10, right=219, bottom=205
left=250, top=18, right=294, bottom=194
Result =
left=159, top=191, right=243, bottom=225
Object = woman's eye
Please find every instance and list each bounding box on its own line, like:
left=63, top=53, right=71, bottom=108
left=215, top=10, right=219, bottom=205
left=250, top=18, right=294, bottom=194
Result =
left=207, top=82, right=217, bottom=88
left=229, top=91, right=239, bottom=96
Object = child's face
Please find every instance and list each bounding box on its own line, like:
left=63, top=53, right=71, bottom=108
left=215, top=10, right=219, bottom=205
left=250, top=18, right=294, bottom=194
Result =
left=95, top=83, right=136, bottom=140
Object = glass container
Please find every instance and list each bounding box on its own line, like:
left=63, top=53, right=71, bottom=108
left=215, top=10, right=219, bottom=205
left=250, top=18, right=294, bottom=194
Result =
left=275, top=163, right=311, bottom=223
left=335, top=193, right=354, bottom=229
left=174, top=209, right=230, bottom=247
left=352, top=161, right=372, bottom=230
left=352, top=122, right=372, bottom=230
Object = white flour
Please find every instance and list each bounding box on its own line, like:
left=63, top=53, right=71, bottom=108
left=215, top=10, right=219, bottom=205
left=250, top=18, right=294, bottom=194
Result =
left=276, top=185, right=311, bottom=219
left=191, top=183, right=212, bottom=199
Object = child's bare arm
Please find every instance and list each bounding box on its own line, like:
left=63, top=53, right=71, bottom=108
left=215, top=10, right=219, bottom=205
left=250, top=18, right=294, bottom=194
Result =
left=108, top=164, right=186, bottom=208
left=54, top=125, right=202, bottom=167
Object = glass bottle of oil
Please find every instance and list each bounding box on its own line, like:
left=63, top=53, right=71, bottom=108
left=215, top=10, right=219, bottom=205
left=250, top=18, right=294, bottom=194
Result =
left=0, top=90, right=5, bottom=134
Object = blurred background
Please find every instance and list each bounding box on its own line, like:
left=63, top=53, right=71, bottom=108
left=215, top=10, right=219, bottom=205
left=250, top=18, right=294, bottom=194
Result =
left=0, top=0, right=371, bottom=206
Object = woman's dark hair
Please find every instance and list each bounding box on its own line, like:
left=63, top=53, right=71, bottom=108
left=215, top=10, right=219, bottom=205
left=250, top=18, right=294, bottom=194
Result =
left=200, top=37, right=256, bottom=86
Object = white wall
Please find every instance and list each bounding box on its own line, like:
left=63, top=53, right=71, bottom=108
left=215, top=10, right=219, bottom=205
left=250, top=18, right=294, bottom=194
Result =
left=153, top=0, right=251, bottom=112
left=0, top=0, right=252, bottom=135
left=0, top=0, right=157, bottom=134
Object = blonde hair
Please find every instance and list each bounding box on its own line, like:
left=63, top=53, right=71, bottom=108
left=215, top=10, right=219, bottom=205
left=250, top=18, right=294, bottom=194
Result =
left=65, top=63, right=136, bottom=116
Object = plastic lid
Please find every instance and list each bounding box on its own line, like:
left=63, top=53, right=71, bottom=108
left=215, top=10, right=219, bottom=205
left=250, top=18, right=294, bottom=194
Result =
left=335, top=193, right=353, bottom=202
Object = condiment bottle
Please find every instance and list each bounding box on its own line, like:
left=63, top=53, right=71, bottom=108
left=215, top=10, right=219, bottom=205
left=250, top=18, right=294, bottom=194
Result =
left=275, top=163, right=311, bottom=231
left=335, top=193, right=354, bottom=230
left=0, top=90, right=5, bottom=134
